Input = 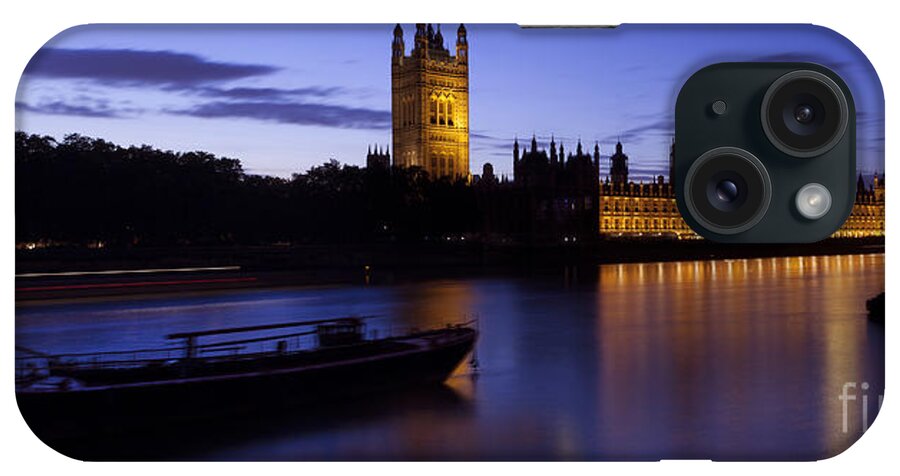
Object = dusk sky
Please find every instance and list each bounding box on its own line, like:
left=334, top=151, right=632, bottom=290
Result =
left=15, top=24, right=884, bottom=180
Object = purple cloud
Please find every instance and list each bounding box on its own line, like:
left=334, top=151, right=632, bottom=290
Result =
left=23, top=48, right=279, bottom=87
left=16, top=100, right=124, bottom=118
left=602, top=118, right=674, bottom=145
left=191, top=85, right=345, bottom=101
left=170, top=101, right=391, bottom=130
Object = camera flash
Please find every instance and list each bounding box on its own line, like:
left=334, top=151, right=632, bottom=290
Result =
left=795, top=183, right=832, bottom=220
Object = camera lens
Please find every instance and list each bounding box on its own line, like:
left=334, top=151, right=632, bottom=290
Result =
left=715, top=180, right=738, bottom=203
left=702, top=169, right=752, bottom=216
left=684, top=147, right=772, bottom=235
left=793, top=104, right=815, bottom=124
left=709, top=176, right=746, bottom=211
left=761, top=70, right=849, bottom=158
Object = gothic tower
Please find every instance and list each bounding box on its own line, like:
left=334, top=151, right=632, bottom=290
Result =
left=391, top=24, right=470, bottom=179
left=609, top=141, right=629, bottom=185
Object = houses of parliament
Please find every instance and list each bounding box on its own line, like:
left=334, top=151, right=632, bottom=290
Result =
left=502, top=136, right=884, bottom=241
left=378, top=24, right=884, bottom=242
left=595, top=140, right=883, bottom=239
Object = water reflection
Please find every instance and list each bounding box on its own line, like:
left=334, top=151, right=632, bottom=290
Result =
left=15, top=254, right=884, bottom=460
left=594, top=255, right=883, bottom=459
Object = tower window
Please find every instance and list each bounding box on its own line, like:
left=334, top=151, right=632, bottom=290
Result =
left=429, top=97, right=437, bottom=124
left=447, top=99, right=454, bottom=126
left=406, top=96, right=414, bottom=126
left=401, top=97, right=407, bottom=126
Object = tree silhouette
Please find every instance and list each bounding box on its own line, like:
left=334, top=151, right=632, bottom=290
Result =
left=15, top=132, right=479, bottom=247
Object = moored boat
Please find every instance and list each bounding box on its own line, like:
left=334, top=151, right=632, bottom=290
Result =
left=16, top=317, right=477, bottom=440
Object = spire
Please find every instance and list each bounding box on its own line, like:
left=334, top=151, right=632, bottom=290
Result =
left=456, top=23, right=468, bottom=62
left=610, top=138, right=629, bottom=185
left=550, top=135, right=558, bottom=163
left=414, top=23, right=428, bottom=55
left=576, top=139, right=583, bottom=156
left=435, top=24, right=444, bottom=49
left=392, top=24, right=405, bottom=58
left=513, top=136, right=520, bottom=162
left=531, top=134, right=538, bottom=153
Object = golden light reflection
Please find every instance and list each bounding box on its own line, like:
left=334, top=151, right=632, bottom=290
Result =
left=394, top=280, right=477, bottom=331
left=594, top=254, right=883, bottom=457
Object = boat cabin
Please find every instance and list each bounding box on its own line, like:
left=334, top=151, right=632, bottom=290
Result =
left=317, top=318, right=364, bottom=347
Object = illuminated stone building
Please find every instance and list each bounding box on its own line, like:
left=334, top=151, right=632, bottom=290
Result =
left=391, top=24, right=470, bottom=180
left=832, top=173, right=885, bottom=238
left=599, top=140, right=697, bottom=239
left=478, top=136, right=883, bottom=242
left=598, top=139, right=884, bottom=239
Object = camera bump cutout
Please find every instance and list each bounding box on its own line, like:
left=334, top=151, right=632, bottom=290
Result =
left=675, top=63, right=856, bottom=243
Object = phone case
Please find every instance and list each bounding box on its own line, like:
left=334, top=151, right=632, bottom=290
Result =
left=14, top=23, right=885, bottom=461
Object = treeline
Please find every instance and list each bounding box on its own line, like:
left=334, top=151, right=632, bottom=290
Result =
left=15, top=132, right=478, bottom=246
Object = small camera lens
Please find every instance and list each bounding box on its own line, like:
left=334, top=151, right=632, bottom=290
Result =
left=706, top=172, right=748, bottom=213
left=715, top=179, right=739, bottom=203
left=793, top=104, right=815, bottom=124
left=684, top=147, right=772, bottom=235
left=761, top=70, right=849, bottom=158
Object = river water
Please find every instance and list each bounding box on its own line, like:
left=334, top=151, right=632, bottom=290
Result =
left=15, top=254, right=885, bottom=460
